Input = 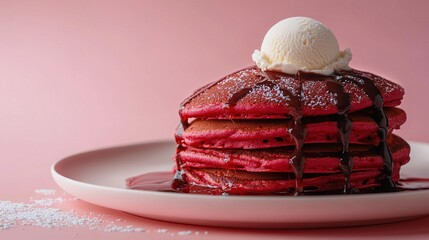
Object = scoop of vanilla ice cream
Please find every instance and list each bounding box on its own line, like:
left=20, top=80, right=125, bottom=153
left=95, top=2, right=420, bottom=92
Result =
left=252, top=17, right=352, bottom=75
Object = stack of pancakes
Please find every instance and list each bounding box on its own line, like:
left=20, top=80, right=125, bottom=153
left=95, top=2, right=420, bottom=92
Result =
left=175, top=66, right=409, bottom=194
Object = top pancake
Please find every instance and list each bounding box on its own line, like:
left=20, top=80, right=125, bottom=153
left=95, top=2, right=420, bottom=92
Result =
left=179, top=66, right=404, bottom=120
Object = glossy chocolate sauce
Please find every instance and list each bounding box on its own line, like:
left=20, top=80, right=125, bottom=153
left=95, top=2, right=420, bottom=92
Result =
left=283, top=71, right=306, bottom=194
left=129, top=68, right=412, bottom=195
left=325, top=77, right=353, bottom=193
left=338, top=70, right=396, bottom=189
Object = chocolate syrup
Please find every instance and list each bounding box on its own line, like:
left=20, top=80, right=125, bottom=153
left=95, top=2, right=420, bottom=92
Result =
left=287, top=72, right=306, bottom=194
left=338, top=70, right=396, bottom=189
left=325, top=77, right=353, bottom=193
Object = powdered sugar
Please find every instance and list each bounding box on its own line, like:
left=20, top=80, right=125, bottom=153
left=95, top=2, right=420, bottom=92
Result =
left=1, top=188, right=209, bottom=235
left=104, top=224, right=145, bottom=232
left=34, top=189, right=56, bottom=196
left=177, top=230, right=194, bottom=236
left=154, top=229, right=208, bottom=236
left=249, top=84, right=291, bottom=103
left=301, top=81, right=337, bottom=109
left=30, top=196, right=67, bottom=207
left=0, top=200, right=103, bottom=230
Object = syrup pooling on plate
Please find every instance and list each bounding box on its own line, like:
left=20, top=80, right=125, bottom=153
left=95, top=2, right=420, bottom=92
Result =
left=126, top=171, right=429, bottom=194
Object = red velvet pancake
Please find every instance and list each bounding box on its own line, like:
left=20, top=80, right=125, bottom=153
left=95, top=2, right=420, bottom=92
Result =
left=177, top=107, right=405, bottom=149
left=179, top=67, right=404, bottom=120
left=178, top=134, right=409, bottom=174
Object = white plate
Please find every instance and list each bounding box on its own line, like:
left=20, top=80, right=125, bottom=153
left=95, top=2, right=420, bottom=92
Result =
left=51, top=141, right=429, bottom=229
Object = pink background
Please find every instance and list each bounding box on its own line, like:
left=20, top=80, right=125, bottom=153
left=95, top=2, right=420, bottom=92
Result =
left=1, top=0, right=429, bottom=239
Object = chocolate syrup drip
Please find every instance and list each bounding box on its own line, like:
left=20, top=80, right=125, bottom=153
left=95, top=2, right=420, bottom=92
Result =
left=287, top=72, right=306, bottom=194
left=325, top=78, right=353, bottom=193
left=339, top=71, right=395, bottom=189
